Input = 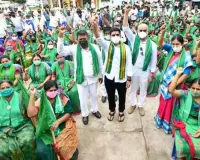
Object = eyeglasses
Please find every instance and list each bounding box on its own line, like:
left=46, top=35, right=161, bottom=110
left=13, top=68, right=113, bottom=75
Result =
left=140, top=47, right=144, bottom=56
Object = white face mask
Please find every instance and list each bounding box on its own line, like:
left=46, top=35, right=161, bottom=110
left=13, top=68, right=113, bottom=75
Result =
left=173, top=46, right=182, bottom=53
left=104, top=35, right=111, bottom=41
left=12, top=37, right=17, bottom=41
left=48, top=44, right=54, bottom=49
left=111, top=36, right=120, bottom=44
left=138, top=32, right=147, bottom=39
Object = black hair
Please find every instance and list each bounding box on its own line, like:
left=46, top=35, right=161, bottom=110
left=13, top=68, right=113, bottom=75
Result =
left=103, top=26, right=112, bottom=34
left=171, top=34, right=184, bottom=44
left=192, top=78, right=200, bottom=86
left=0, top=55, right=10, bottom=63
left=55, top=53, right=64, bottom=58
left=77, top=30, right=88, bottom=37
left=44, top=80, right=58, bottom=91
left=110, top=27, right=121, bottom=35
left=0, top=80, right=13, bottom=87
left=31, top=53, right=42, bottom=62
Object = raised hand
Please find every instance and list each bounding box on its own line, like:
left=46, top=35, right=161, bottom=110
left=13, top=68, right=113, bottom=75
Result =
left=58, top=26, right=66, bottom=38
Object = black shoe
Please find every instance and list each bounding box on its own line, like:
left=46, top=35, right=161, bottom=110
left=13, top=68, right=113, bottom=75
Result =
left=82, top=116, right=89, bottom=125
left=92, top=111, right=102, bottom=119
left=101, top=96, right=107, bottom=103
left=115, top=95, right=118, bottom=102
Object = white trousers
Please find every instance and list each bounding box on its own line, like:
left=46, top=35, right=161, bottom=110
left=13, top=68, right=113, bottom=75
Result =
left=77, top=82, right=98, bottom=117
left=130, top=73, right=149, bottom=108
left=101, top=77, right=107, bottom=97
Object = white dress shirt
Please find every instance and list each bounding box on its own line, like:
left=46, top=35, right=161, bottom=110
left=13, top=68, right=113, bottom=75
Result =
left=11, top=17, right=24, bottom=32
left=122, top=26, right=157, bottom=75
left=96, top=37, right=133, bottom=83
left=57, top=37, right=103, bottom=86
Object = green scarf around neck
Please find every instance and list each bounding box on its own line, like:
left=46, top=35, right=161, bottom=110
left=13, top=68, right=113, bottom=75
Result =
left=132, top=35, right=152, bottom=71
left=76, top=43, right=99, bottom=84
left=36, top=90, right=63, bottom=145
left=106, top=42, right=126, bottom=79
left=0, top=63, right=15, bottom=81
left=160, top=49, right=186, bottom=82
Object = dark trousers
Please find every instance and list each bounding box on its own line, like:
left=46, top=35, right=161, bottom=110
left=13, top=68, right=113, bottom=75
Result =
left=104, top=76, right=127, bottom=112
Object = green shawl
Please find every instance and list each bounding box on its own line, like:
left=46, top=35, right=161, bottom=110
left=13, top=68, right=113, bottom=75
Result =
left=76, top=43, right=99, bottom=84
left=105, top=42, right=126, bottom=79
left=28, top=63, right=47, bottom=86
left=0, top=64, right=15, bottom=81
left=160, top=49, right=186, bottom=82
left=36, top=90, right=63, bottom=145
left=132, top=35, right=152, bottom=71
left=52, top=61, right=72, bottom=89
left=179, top=91, right=200, bottom=127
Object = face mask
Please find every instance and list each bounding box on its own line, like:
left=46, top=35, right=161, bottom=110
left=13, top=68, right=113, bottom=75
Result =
left=48, top=44, right=54, bottom=49
left=187, top=43, right=193, bottom=48
left=104, top=35, right=111, bottom=41
left=111, top=36, right=120, bottom=44
left=3, top=61, right=12, bottom=68
left=0, top=88, right=14, bottom=97
left=138, top=32, right=147, bottom=39
left=191, top=90, right=200, bottom=97
left=46, top=91, right=57, bottom=99
left=190, top=23, right=194, bottom=26
left=79, top=40, right=88, bottom=49
left=58, top=59, right=65, bottom=64
left=6, top=46, right=12, bottom=51
left=173, top=46, right=182, bottom=53
left=33, top=60, right=41, bottom=65
left=12, top=37, right=18, bottom=41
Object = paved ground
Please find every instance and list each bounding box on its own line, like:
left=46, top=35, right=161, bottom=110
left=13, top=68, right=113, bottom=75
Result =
left=73, top=88, right=174, bottom=160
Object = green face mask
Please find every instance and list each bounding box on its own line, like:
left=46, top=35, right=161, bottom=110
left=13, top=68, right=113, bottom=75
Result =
left=3, top=61, right=12, bottom=68
left=33, top=60, right=41, bottom=66
left=187, top=43, right=193, bottom=48
left=191, top=91, right=200, bottom=97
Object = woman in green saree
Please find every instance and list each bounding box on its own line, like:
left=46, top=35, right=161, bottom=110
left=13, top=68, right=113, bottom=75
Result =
left=52, top=54, right=80, bottom=114
left=42, top=40, right=57, bottom=63
left=0, top=55, right=21, bottom=92
left=23, top=54, right=52, bottom=98
left=23, top=30, right=39, bottom=68
left=27, top=80, right=78, bottom=160
left=169, top=69, right=200, bottom=160
left=0, top=80, right=35, bottom=160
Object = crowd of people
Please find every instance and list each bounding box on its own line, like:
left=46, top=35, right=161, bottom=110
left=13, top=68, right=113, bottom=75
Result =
left=0, top=0, right=199, bottom=159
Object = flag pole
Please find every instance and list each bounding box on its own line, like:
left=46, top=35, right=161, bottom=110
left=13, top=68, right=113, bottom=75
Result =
left=40, top=0, right=44, bottom=10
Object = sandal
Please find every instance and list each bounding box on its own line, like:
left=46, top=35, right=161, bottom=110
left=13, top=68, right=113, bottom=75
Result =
left=107, top=111, right=115, bottom=121
left=118, top=113, right=125, bottom=122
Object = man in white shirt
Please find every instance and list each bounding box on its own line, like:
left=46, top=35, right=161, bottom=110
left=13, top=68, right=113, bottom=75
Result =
left=10, top=13, right=24, bottom=37
left=57, top=27, right=103, bottom=125
left=93, top=20, right=133, bottom=122
left=0, top=11, right=7, bottom=39
left=123, top=5, right=157, bottom=116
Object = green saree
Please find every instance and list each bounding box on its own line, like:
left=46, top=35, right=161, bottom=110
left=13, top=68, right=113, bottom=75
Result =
left=42, top=48, right=57, bottom=63
left=173, top=91, right=200, bottom=160
left=0, top=90, right=35, bottom=160
left=52, top=61, right=80, bottom=113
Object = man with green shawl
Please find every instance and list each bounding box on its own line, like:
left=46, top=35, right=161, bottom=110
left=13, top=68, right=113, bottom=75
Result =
left=52, top=54, right=81, bottom=114
left=123, top=5, right=157, bottom=116
left=57, top=27, right=103, bottom=125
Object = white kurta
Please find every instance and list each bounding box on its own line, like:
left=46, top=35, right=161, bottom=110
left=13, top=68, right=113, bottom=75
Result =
left=123, top=26, right=157, bottom=108
left=57, top=37, right=103, bottom=117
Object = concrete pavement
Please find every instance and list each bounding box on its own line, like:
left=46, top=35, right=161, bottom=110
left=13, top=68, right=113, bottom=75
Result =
left=74, top=89, right=174, bottom=160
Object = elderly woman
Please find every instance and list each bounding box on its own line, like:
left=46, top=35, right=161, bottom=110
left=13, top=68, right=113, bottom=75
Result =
left=169, top=70, right=200, bottom=160
left=27, top=80, right=78, bottom=160
left=0, top=80, right=35, bottom=159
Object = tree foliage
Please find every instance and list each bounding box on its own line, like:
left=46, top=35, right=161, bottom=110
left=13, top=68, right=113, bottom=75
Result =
left=7, top=0, right=26, bottom=4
